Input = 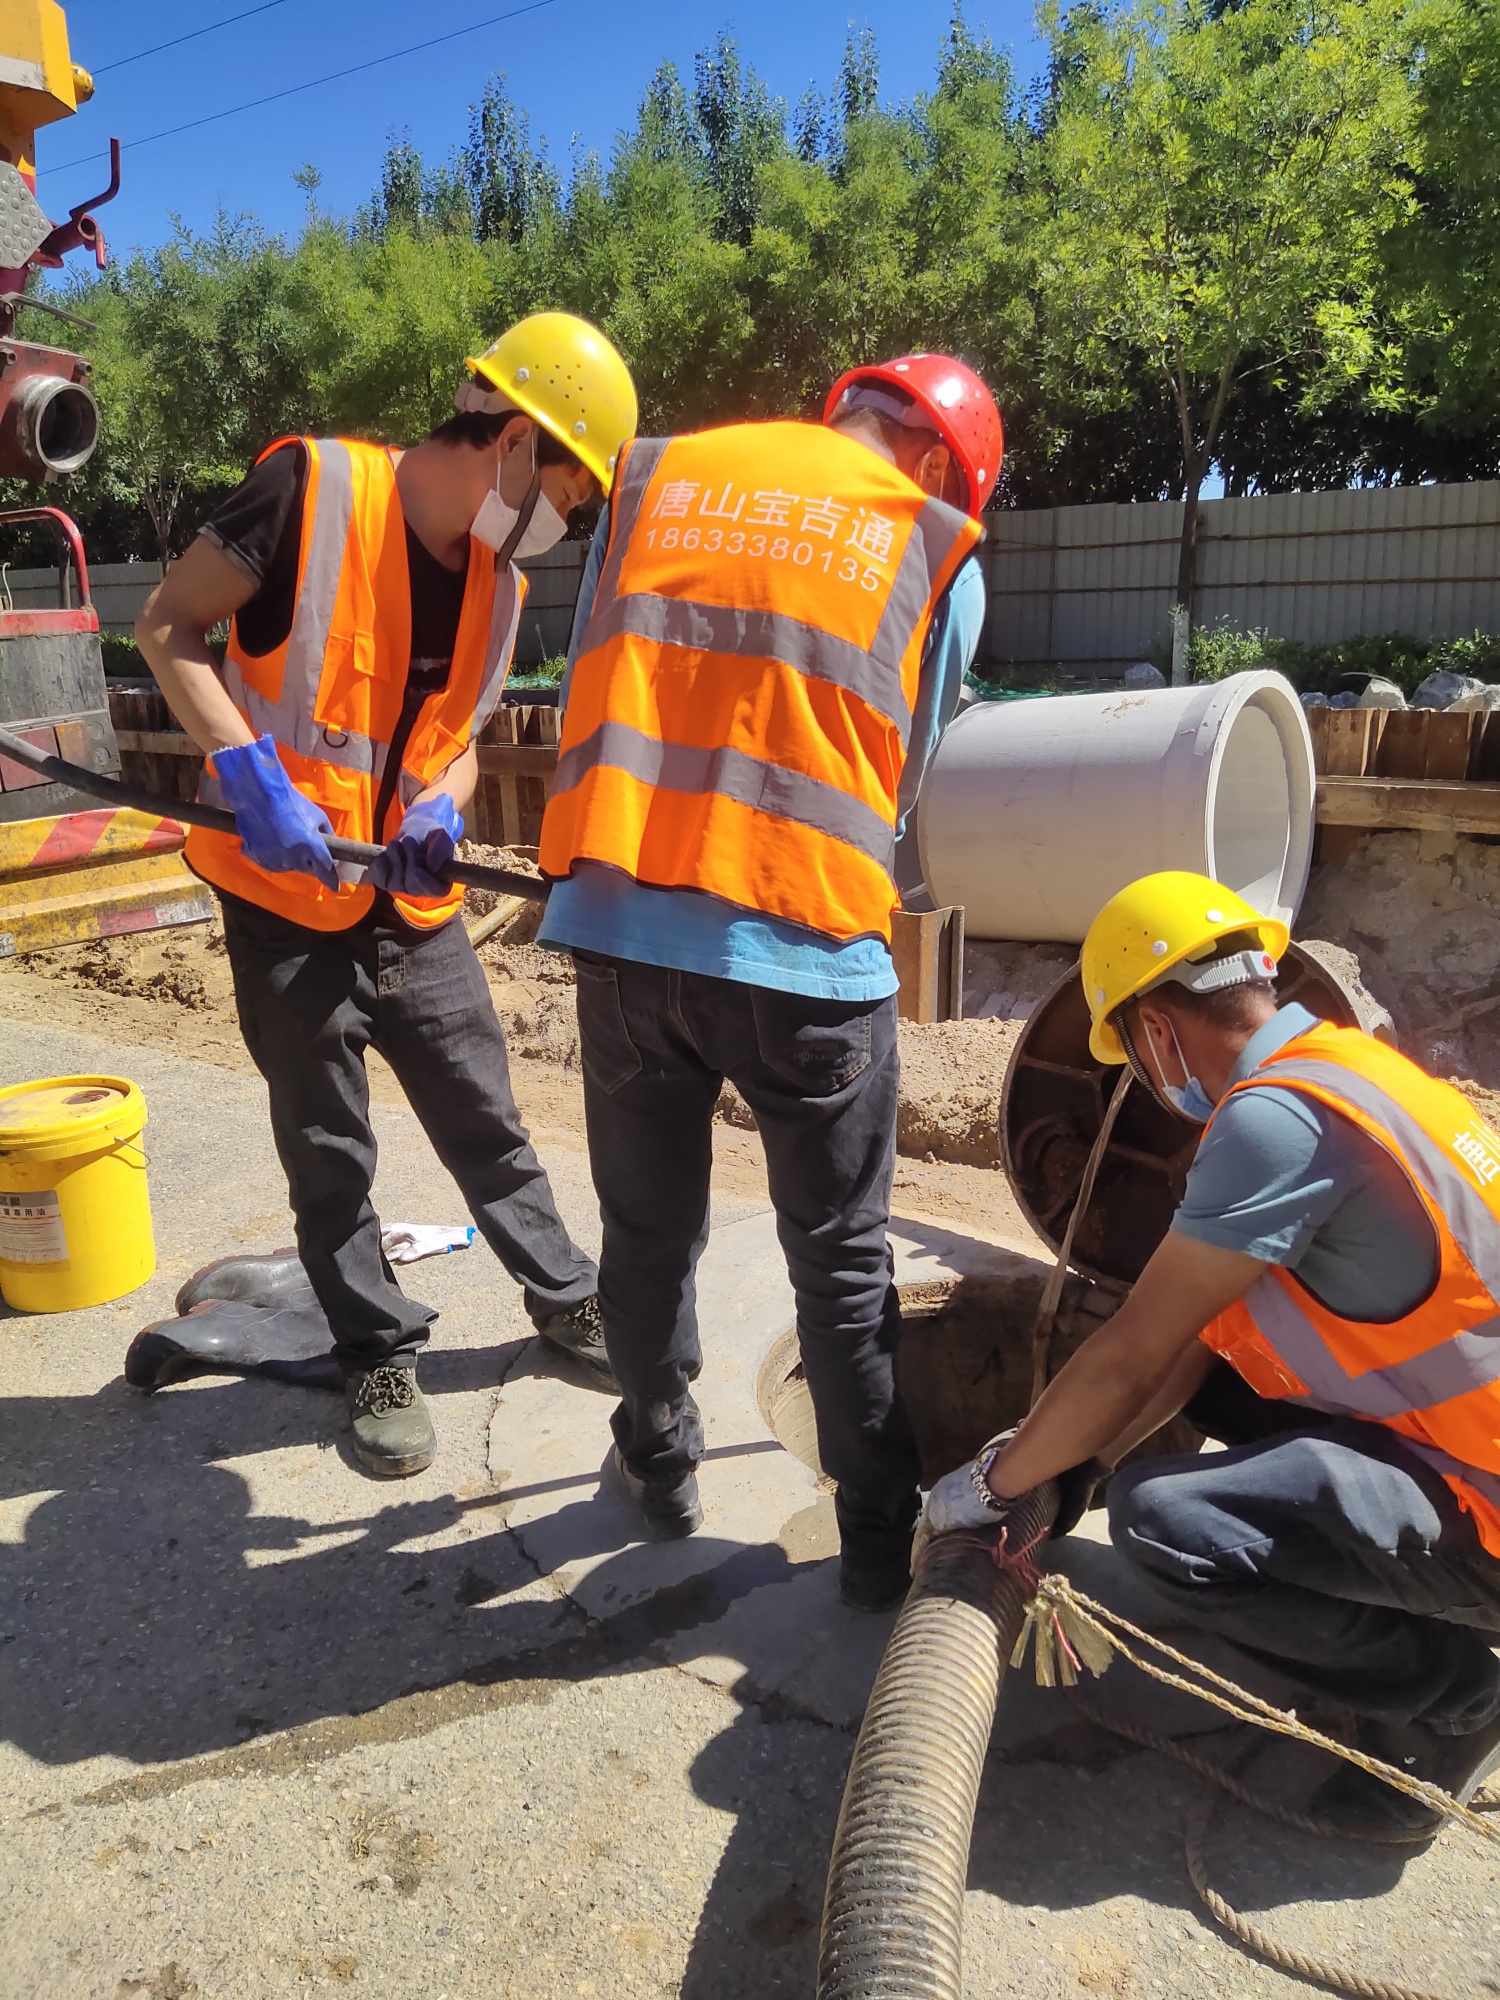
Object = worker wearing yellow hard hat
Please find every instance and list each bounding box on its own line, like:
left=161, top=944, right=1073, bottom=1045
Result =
left=463, top=311, right=638, bottom=497
left=1080, top=869, right=1289, bottom=1067
left=920, top=869, right=1500, bottom=1838
left=137, top=312, right=637, bottom=1479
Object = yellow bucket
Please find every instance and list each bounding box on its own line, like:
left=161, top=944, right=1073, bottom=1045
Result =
left=0, top=1075, right=155, bottom=1311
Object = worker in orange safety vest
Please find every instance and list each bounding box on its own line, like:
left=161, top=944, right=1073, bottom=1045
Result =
left=922, top=870, right=1500, bottom=1837
left=136, top=314, right=637, bottom=1478
left=536, top=354, right=1001, bottom=1608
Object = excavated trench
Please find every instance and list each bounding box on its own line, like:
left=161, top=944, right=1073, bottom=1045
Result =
left=757, top=1269, right=1198, bottom=1495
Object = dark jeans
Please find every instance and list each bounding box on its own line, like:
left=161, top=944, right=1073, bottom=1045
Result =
left=220, top=892, right=596, bottom=1371
left=573, top=953, right=920, bottom=1567
left=1110, top=1366, right=1500, bottom=1731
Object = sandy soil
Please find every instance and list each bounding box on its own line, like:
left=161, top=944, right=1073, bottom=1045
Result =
left=11, top=833, right=1497, bottom=1253
left=0, top=894, right=1034, bottom=1251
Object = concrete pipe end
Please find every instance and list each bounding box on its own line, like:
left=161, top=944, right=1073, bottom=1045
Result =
left=1197, top=670, right=1315, bottom=933
left=916, top=670, right=1316, bottom=943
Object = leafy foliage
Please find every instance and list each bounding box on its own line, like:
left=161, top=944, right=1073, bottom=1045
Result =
left=1186, top=621, right=1500, bottom=694
left=14, top=2, right=1500, bottom=571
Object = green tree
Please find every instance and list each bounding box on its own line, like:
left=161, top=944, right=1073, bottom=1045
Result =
left=1033, top=0, right=1423, bottom=612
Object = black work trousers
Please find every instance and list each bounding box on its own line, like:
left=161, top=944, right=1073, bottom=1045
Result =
left=221, top=892, right=596, bottom=1371
left=1110, top=1366, right=1500, bottom=1732
left=573, top=952, right=921, bottom=1567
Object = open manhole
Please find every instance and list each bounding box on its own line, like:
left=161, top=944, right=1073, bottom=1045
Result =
left=757, top=1273, right=1199, bottom=1494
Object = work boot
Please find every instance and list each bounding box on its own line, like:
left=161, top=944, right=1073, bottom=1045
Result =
left=344, top=1366, right=436, bottom=1478
left=1312, top=1706, right=1500, bottom=1840
left=610, top=1446, right=703, bottom=1539
left=532, top=1295, right=617, bottom=1389
left=532, top=1297, right=703, bottom=1391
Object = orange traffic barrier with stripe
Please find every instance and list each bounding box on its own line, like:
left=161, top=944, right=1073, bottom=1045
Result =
left=0, top=807, right=213, bottom=957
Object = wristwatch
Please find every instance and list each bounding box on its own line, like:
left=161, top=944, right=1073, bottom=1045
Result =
left=969, top=1426, right=1021, bottom=1512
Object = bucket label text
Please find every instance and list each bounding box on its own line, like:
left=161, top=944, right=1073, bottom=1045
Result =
left=0, top=1190, right=68, bottom=1264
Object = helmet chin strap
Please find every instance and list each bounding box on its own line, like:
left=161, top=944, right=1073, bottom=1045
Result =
left=1115, top=1012, right=1178, bottom=1112
left=493, top=431, right=544, bottom=571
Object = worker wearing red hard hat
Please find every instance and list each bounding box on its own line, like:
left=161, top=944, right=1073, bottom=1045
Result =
left=823, top=353, right=1004, bottom=517
left=536, top=352, right=1001, bottom=1611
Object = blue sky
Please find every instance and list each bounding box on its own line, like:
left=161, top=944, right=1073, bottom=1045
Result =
left=36, top=1, right=1046, bottom=256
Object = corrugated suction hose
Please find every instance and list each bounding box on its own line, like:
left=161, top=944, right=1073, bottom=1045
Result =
left=816, top=1481, right=1059, bottom=2000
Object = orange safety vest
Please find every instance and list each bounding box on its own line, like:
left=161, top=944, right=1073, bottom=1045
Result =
left=538, top=421, right=981, bottom=943
left=186, top=436, right=523, bottom=932
left=1202, top=1022, right=1500, bottom=1556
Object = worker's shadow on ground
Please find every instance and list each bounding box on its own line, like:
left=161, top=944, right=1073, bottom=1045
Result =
left=0, top=1368, right=814, bottom=1777
left=0, top=1355, right=614, bottom=1770
left=1, top=1378, right=1431, bottom=1994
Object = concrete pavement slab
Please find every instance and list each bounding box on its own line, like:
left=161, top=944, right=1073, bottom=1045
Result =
left=1, top=1010, right=1496, bottom=2000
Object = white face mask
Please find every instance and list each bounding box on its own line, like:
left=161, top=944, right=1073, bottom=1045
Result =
left=470, top=484, right=568, bottom=559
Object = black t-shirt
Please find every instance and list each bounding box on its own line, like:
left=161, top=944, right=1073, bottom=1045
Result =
left=199, top=442, right=470, bottom=702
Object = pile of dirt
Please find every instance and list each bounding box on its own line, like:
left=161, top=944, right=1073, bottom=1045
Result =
left=20, top=919, right=232, bottom=1013
left=457, top=839, right=545, bottom=923
left=461, top=851, right=583, bottom=1069
left=962, top=939, right=1077, bottom=1022
left=895, top=1016, right=1020, bottom=1167
left=1300, top=831, right=1500, bottom=1090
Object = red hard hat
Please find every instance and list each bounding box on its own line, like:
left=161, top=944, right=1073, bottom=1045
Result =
left=824, top=353, right=1003, bottom=515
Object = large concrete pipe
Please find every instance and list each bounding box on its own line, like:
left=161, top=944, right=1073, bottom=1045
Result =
left=917, top=671, right=1316, bottom=942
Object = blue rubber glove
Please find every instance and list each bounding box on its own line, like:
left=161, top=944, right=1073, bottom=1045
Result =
left=211, top=736, right=339, bottom=889
left=368, top=794, right=463, bottom=898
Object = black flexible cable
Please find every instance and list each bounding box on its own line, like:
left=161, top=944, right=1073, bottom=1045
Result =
left=94, top=1, right=295, bottom=76
left=0, top=724, right=547, bottom=904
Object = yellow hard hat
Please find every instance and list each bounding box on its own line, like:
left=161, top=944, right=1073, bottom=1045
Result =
left=465, top=311, right=637, bottom=494
left=1082, top=871, right=1290, bottom=1065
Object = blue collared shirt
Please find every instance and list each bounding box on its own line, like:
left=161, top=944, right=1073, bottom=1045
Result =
left=537, top=504, right=985, bottom=1000
left=1172, top=1002, right=1438, bottom=1320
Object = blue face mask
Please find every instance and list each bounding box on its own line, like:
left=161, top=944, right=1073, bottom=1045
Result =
left=1150, top=1021, right=1215, bottom=1125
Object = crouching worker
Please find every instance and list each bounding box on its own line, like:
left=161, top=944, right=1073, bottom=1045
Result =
left=923, top=870, right=1500, bottom=1835
left=536, top=354, right=998, bottom=1607
left=136, top=313, right=637, bottom=1478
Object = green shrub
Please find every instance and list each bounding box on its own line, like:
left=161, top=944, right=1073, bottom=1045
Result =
left=1187, top=623, right=1272, bottom=683
left=1426, top=630, right=1500, bottom=684
left=101, top=633, right=143, bottom=677
left=1181, top=624, right=1500, bottom=698
left=505, top=653, right=567, bottom=691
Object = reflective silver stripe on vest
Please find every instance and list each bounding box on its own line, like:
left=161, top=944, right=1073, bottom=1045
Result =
left=553, top=718, right=897, bottom=873
left=1401, top=1441, right=1500, bottom=1515
left=582, top=591, right=911, bottom=743
left=869, top=495, right=975, bottom=676
left=219, top=440, right=386, bottom=781
left=1243, top=1275, right=1500, bottom=1418
left=219, top=665, right=385, bottom=779
left=1247, top=1055, right=1500, bottom=1302
left=591, top=437, right=668, bottom=617
left=478, top=564, right=525, bottom=724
